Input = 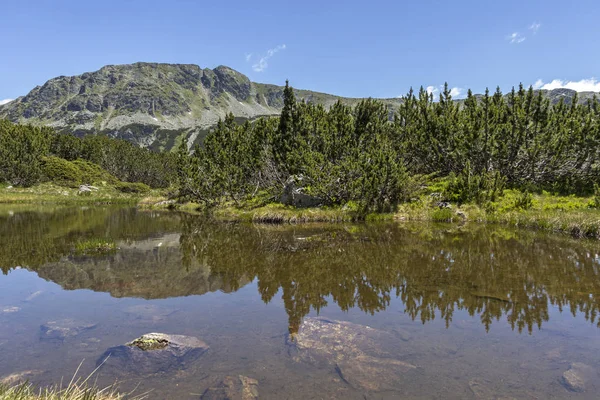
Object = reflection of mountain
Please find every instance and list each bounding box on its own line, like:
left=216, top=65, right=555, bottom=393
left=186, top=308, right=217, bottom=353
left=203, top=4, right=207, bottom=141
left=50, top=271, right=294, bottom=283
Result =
left=179, top=217, right=600, bottom=334
left=34, top=234, right=252, bottom=299
left=0, top=207, right=182, bottom=273
left=2, top=207, right=600, bottom=334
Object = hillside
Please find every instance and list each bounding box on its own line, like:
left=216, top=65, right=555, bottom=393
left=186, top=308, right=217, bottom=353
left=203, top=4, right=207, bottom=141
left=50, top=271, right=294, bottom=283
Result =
left=0, top=62, right=597, bottom=151
left=0, top=62, right=402, bottom=151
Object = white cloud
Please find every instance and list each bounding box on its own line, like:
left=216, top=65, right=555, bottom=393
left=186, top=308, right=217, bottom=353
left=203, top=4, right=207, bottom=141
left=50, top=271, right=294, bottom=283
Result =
left=0, top=99, right=13, bottom=106
left=248, top=44, right=287, bottom=72
left=426, top=86, right=439, bottom=96
left=531, top=78, right=600, bottom=92
left=508, top=32, right=526, bottom=44
left=529, top=22, right=541, bottom=34
left=450, top=87, right=464, bottom=98
left=425, top=85, right=465, bottom=99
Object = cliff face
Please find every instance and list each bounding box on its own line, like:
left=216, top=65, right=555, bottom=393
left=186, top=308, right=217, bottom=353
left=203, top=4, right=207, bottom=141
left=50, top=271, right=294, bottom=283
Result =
left=0, top=62, right=596, bottom=151
left=0, top=62, right=401, bottom=150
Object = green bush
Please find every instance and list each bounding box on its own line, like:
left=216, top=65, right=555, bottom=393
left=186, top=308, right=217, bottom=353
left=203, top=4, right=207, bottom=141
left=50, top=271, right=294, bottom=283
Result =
left=592, top=184, right=600, bottom=209
left=72, top=159, right=119, bottom=184
left=42, top=156, right=119, bottom=187
left=446, top=162, right=506, bottom=205
left=42, top=156, right=84, bottom=187
left=115, top=182, right=151, bottom=193
left=431, top=208, right=454, bottom=222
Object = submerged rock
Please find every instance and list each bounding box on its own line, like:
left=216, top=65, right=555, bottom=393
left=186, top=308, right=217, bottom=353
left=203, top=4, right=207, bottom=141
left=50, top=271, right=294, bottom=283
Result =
left=561, top=362, right=597, bottom=392
left=97, top=333, right=209, bottom=376
left=1, top=370, right=44, bottom=385
left=1, top=306, right=21, bottom=314
left=287, top=317, right=417, bottom=391
left=201, top=375, right=259, bottom=400
left=40, top=319, right=97, bottom=341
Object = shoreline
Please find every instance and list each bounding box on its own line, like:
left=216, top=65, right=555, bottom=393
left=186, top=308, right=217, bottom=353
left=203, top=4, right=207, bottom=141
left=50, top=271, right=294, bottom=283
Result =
left=1, top=184, right=599, bottom=240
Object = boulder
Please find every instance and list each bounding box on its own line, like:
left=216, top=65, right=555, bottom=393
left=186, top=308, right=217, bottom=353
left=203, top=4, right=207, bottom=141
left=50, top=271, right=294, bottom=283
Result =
left=97, top=333, right=209, bottom=376
left=201, top=375, right=259, bottom=400
left=280, top=175, right=323, bottom=208
left=287, top=317, right=416, bottom=392
left=40, top=319, right=97, bottom=341
left=561, top=362, right=597, bottom=393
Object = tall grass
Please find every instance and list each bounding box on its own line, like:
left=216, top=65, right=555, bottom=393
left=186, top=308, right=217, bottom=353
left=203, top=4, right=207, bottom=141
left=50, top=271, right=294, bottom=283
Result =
left=0, top=362, right=147, bottom=400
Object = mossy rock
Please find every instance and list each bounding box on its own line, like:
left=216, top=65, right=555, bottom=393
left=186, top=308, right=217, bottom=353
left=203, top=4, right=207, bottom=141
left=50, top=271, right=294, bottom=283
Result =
left=97, top=333, right=209, bottom=376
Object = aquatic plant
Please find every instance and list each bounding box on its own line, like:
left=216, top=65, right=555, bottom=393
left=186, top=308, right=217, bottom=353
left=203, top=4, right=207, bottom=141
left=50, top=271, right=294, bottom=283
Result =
left=74, top=239, right=117, bottom=255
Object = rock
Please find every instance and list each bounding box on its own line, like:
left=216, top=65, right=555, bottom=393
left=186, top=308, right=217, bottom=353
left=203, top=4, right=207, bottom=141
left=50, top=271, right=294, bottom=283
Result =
left=97, top=333, right=209, bottom=376
left=393, top=327, right=412, bottom=342
left=561, top=362, right=597, bottom=392
left=288, top=317, right=416, bottom=391
left=280, top=175, right=323, bottom=208
left=24, top=290, right=44, bottom=302
left=201, top=375, right=259, bottom=400
left=40, top=319, right=97, bottom=341
left=123, top=304, right=177, bottom=323
left=78, top=184, right=98, bottom=193
left=1, top=370, right=44, bottom=385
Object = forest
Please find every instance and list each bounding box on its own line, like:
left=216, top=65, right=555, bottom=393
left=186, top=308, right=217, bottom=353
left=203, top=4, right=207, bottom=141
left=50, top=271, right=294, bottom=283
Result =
left=178, top=82, right=600, bottom=213
left=1, top=82, right=600, bottom=214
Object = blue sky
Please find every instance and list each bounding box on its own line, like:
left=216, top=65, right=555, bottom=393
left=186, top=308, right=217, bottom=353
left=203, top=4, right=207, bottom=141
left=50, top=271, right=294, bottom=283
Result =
left=1, top=0, right=599, bottom=104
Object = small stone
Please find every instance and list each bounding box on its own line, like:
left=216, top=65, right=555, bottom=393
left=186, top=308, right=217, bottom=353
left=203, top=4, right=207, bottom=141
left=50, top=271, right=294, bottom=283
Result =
left=40, top=319, right=97, bottom=341
left=25, top=291, right=44, bottom=302
left=201, top=375, right=259, bottom=400
left=561, top=362, right=596, bottom=393
left=1, top=370, right=44, bottom=386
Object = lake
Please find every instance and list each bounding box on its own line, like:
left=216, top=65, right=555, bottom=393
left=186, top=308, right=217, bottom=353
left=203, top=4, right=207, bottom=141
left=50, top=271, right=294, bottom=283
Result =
left=0, top=206, right=599, bottom=399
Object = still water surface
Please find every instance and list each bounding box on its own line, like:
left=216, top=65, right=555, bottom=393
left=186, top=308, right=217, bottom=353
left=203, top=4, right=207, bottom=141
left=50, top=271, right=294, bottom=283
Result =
left=0, top=207, right=599, bottom=399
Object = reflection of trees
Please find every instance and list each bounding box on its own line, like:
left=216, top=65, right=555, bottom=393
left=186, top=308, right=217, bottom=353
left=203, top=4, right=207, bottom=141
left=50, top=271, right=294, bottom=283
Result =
left=180, top=217, right=600, bottom=334
left=0, top=207, right=181, bottom=274
left=2, top=208, right=599, bottom=334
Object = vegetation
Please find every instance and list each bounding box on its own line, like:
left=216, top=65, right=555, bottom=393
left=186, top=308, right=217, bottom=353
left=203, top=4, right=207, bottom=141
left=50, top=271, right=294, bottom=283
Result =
left=74, top=238, right=118, bottom=255
left=0, top=120, right=177, bottom=189
left=2, top=80, right=600, bottom=238
left=178, top=82, right=600, bottom=215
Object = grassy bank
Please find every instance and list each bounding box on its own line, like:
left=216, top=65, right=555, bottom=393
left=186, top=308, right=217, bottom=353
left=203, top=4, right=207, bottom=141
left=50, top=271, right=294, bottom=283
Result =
left=148, top=189, right=600, bottom=239
left=0, top=183, right=163, bottom=205
left=0, top=382, right=124, bottom=400
left=3, top=183, right=600, bottom=239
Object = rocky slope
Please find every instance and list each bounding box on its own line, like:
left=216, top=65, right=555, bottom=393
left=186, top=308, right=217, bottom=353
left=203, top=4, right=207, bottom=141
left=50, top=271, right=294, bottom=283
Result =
left=0, top=62, right=597, bottom=151
left=0, top=62, right=402, bottom=151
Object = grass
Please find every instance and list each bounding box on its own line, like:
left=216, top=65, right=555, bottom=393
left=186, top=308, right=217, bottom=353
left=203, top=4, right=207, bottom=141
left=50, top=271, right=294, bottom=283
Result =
left=0, top=362, right=146, bottom=400
left=0, top=183, right=164, bottom=205
left=74, top=239, right=118, bottom=256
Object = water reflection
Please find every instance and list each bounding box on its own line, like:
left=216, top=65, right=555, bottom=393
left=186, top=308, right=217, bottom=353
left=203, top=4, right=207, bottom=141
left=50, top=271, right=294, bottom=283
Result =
left=1, top=207, right=599, bottom=335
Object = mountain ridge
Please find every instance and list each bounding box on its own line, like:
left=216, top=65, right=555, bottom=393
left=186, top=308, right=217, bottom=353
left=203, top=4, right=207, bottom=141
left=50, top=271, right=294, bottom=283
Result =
left=0, top=62, right=597, bottom=151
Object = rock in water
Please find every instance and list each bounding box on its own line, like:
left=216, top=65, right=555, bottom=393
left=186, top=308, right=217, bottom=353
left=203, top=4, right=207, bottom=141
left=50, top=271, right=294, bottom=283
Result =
left=97, top=333, right=209, bottom=376
left=201, top=375, right=259, bottom=400
left=288, top=317, right=417, bottom=392
left=1, top=370, right=44, bottom=385
left=561, top=362, right=597, bottom=392
left=40, top=319, right=97, bottom=341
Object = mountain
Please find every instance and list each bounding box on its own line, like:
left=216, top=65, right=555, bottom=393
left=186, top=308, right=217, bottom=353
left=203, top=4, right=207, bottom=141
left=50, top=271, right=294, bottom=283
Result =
left=0, top=62, right=402, bottom=151
left=0, top=62, right=597, bottom=151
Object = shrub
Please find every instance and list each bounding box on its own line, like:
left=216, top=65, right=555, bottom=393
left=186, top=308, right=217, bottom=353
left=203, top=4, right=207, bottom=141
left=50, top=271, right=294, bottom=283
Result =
left=446, top=162, right=506, bottom=205
left=115, top=182, right=151, bottom=193
left=42, top=156, right=84, bottom=187
left=431, top=208, right=454, bottom=222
